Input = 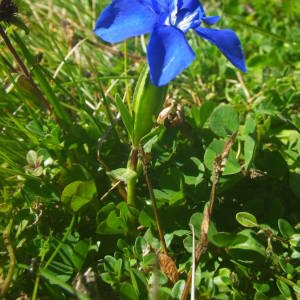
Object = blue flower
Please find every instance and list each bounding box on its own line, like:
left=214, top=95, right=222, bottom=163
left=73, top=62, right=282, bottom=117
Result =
left=94, top=0, right=247, bottom=86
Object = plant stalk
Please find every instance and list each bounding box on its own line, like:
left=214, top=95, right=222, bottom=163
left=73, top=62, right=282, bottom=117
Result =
left=0, top=24, right=30, bottom=78
left=139, top=145, right=168, bottom=255
left=0, top=25, right=51, bottom=110
left=127, top=147, right=138, bottom=206
left=181, top=132, right=237, bottom=300
left=1, top=219, right=15, bottom=298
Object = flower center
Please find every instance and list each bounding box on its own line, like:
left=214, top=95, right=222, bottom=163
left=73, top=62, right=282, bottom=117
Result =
left=163, top=3, right=203, bottom=33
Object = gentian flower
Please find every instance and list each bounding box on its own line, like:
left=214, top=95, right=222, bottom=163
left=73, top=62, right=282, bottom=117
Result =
left=94, top=0, right=246, bottom=86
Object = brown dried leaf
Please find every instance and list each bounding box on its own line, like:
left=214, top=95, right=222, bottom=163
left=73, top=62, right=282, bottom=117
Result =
left=158, top=253, right=179, bottom=284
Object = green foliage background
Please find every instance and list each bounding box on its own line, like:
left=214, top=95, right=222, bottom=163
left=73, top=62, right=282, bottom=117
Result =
left=0, top=0, right=299, bottom=299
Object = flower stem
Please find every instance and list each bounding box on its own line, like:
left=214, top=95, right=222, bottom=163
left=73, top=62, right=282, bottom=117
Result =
left=0, top=24, right=30, bottom=77
left=139, top=145, right=168, bottom=255
left=127, top=147, right=138, bottom=206
left=0, top=25, right=52, bottom=111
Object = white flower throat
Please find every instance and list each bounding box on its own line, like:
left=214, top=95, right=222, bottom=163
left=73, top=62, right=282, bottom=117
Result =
left=163, top=3, right=202, bottom=33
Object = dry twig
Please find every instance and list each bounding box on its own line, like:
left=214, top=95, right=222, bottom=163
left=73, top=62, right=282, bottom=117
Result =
left=181, top=131, right=237, bottom=300
left=1, top=220, right=15, bottom=298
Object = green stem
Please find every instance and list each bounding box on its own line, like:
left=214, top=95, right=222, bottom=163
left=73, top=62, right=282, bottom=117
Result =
left=32, top=215, right=76, bottom=300
left=139, top=145, right=168, bottom=255
left=31, top=275, right=40, bottom=300
left=44, top=215, right=76, bottom=269
left=127, top=147, right=138, bottom=206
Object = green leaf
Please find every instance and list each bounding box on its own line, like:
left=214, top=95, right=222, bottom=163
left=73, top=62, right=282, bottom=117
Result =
left=278, top=219, right=294, bottom=239
left=244, top=135, right=256, bottom=169
left=253, top=282, right=270, bottom=293
left=130, top=269, right=148, bottom=298
left=183, top=157, right=205, bottom=186
left=143, top=229, right=160, bottom=250
left=26, top=150, right=38, bottom=165
left=119, top=282, right=139, bottom=300
left=106, top=211, right=127, bottom=233
left=103, top=256, right=122, bottom=278
left=171, top=280, right=185, bottom=299
left=39, top=269, right=90, bottom=300
left=213, top=268, right=232, bottom=290
left=191, top=101, right=217, bottom=128
left=115, top=94, right=133, bottom=139
left=108, top=168, right=137, bottom=183
left=209, top=104, right=239, bottom=137
left=97, top=203, right=129, bottom=235
left=71, top=240, right=89, bottom=270
left=142, top=253, right=157, bottom=268
left=290, top=234, right=300, bottom=248
left=243, top=116, right=256, bottom=135
left=138, top=208, right=156, bottom=228
left=134, top=237, right=147, bottom=261
left=278, top=258, right=294, bottom=274
left=236, top=212, right=258, bottom=228
left=254, top=291, right=269, bottom=300
left=293, top=284, right=300, bottom=295
left=101, top=273, right=115, bottom=285
left=61, top=180, right=96, bottom=212
left=204, top=139, right=240, bottom=175
left=132, top=64, right=168, bottom=146
left=228, top=229, right=266, bottom=264
left=276, top=279, right=291, bottom=298
left=153, top=189, right=184, bottom=207
left=211, top=232, right=247, bottom=248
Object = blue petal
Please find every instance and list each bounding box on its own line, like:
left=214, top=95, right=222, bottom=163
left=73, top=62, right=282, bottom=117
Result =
left=195, top=27, right=247, bottom=72
left=181, top=1, right=219, bottom=24
left=140, top=0, right=169, bottom=14
left=94, top=0, right=157, bottom=43
left=147, top=25, right=196, bottom=86
left=154, top=0, right=170, bottom=13
left=180, top=0, right=201, bottom=11
left=203, top=16, right=220, bottom=25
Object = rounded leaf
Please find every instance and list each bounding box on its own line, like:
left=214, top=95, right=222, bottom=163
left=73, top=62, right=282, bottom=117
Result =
left=209, top=104, right=239, bottom=137
left=204, top=139, right=240, bottom=175
left=61, top=180, right=97, bottom=212
left=236, top=212, right=258, bottom=228
left=278, top=218, right=294, bottom=239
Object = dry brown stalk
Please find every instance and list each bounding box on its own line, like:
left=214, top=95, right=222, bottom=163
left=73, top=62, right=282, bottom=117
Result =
left=1, top=220, right=15, bottom=298
left=181, top=131, right=238, bottom=300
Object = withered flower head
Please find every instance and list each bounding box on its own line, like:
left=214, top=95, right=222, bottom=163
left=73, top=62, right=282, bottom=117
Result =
left=0, top=0, right=18, bottom=23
